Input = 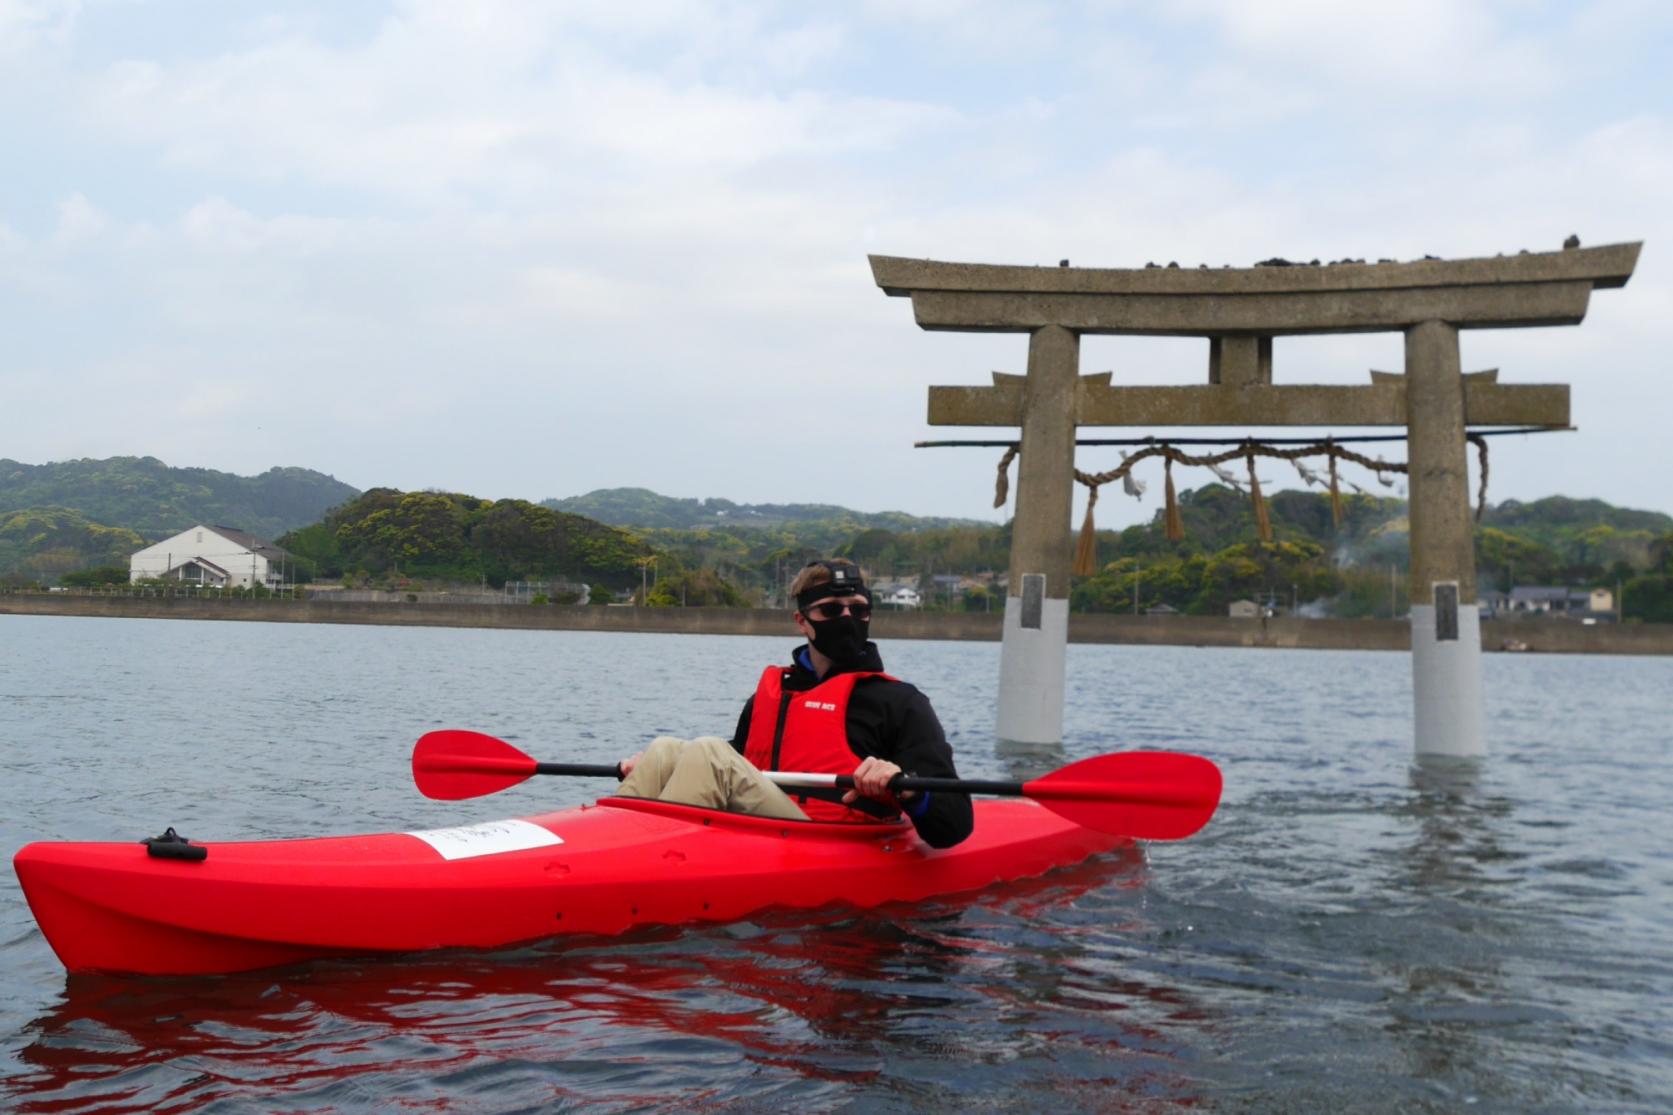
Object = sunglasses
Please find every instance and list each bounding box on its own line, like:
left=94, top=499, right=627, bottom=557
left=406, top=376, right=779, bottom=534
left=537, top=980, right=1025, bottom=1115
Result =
left=803, top=600, right=871, bottom=622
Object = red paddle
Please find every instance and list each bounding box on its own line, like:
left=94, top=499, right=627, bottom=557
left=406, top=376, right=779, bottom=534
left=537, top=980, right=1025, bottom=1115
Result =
left=412, top=730, right=1221, bottom=841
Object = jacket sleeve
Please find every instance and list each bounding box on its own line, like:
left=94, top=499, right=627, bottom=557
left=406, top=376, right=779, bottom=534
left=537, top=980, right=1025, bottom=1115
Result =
left=729, top=696, right=754, bottom=755
left=853, top=681, right=973, bottom=849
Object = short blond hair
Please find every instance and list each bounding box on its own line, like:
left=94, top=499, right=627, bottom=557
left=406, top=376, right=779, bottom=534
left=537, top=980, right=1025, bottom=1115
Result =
left=789, top=558, right=862, bottom=601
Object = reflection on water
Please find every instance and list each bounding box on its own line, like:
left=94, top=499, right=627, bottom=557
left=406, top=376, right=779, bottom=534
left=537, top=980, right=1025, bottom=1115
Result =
left=1381, top=755, right=1517, bottom=1104
left=1401, top=754, right=1507, bottom=891
left=993, top=736, right=1068, bottom=782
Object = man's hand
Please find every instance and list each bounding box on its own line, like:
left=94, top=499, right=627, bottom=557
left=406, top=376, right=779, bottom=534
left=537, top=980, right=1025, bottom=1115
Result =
left=618, top=752, right=642, bottom=780
left=842, top=756, right=916, bottom=805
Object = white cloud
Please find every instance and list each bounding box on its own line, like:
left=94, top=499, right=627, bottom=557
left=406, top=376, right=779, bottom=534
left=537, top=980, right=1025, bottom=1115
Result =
left=0, top=2, right=1669, bottom=523
left=858, top=0, right=1061, bottom=54
left=0, top=0, right=76, bottom=61
left=511, top=265, right=650, bottom=323
left=1175, top=0, right=1561, bottom=101
left=49, top=191, right=104, bottom=243
left=75, top=6, right=943, bottom=210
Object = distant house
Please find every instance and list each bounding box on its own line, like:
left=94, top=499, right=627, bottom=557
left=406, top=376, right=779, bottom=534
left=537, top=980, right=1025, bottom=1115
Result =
left=130, top=525, right=291, bottom=590
left=1503, top=585, right=1616, bottom=619
left=1228, top=599, right=1260, bottom=619
left=1508, top=586, right=1569, bottom=614
left=880, top=585, right=921, bottom=609
left=1579, top=587, right=1615, bottom=615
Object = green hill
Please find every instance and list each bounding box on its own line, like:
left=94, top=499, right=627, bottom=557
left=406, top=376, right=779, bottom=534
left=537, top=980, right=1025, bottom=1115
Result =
left=545, top=487, right=988, bottom=532
left=0, top=508, right=147, bottom=584
left=279, top=489, right=653, bottom=592
left=537, top=488, right=1003, bottom=604
left=1073, top=484, right=1673, bottom=619
left=1480, top=496, right=1672, bottom=549
left=0, top=457, right=360, bottom=541
left=1093, top=484, right=1409, bottom=560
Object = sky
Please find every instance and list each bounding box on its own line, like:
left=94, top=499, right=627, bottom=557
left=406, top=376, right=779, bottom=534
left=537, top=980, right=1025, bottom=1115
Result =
left=2, top=0, right=1670, bottom=531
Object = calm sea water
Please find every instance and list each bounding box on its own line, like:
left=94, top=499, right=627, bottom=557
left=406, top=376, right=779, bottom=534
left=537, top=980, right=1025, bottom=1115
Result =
left=1, top=614, right=1670, bottom=1113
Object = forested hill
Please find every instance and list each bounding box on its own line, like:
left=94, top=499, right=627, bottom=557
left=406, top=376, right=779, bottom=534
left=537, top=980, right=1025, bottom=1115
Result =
left=545, top=487, right=988, bottom=532
left=0, top=508, right=147, bottom=583
left=1481, top=497, right=1673, bottom=540
left=0, top=457, right=361, bottom=541
left=280, top=489, right=654, bottom=593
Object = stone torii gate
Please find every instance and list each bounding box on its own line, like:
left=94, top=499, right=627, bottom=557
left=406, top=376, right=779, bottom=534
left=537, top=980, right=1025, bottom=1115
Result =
left=870, top=242, right=1641, bottom=754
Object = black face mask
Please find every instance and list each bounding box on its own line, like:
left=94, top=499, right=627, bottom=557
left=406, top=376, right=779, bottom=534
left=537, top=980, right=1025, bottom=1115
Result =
left=807, top=613, right=870, bottom=666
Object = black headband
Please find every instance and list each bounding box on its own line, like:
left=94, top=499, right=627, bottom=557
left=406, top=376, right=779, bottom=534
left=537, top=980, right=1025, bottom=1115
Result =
left=795, top=561, right=870, bottom=612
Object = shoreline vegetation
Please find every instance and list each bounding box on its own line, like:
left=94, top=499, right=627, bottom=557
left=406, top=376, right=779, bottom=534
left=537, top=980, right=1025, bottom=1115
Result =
left=5, top=592, right=1670, bottom=656
left=6, top=461, right=1672, bottom=625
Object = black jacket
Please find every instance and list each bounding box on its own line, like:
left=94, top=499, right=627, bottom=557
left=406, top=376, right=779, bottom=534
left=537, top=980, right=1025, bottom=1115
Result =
left=730, top=643, right=973, bottom=849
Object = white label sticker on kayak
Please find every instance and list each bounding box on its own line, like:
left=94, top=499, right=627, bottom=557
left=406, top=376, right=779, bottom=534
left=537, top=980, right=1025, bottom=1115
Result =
left=406, top=819, right=564, bottom=861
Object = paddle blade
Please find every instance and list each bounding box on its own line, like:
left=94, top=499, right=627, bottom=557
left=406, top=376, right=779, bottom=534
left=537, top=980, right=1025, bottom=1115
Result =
left=1022, top=750, right=1222, bottom=840
left=413, top=730, right=539, bottom=800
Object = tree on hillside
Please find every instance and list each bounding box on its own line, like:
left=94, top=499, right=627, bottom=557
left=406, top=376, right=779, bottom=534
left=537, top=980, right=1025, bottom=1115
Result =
left=279, top=488, right=653, bottom=590
left=0, top=456, right=358, bottom=539
left=60, top=565, right=130, bottom=587
left=1071, top=539, right=1340, bottom=616
left=336, top=491, right=473, bottom=571
left=1623, top=574, right=1673, bottom=623
left=645, top=568, right=748, bottom=607
left=1653, top=533, right=1673, bottom=574
left=1476, top=527, right=1560, bottom=591
left=1625, top=533, right=1673, bottom=623
left=0, top=508, right=147, bottom=580
left=840, top=527, right=902, bottom=570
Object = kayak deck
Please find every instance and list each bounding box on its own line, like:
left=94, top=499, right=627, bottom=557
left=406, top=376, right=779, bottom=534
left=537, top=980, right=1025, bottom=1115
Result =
left=14, top=797, right=1129, bottom=976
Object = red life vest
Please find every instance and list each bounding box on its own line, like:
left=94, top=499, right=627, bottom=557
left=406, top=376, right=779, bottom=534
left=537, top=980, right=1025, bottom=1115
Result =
left=742, top=664, right=899, bottom=824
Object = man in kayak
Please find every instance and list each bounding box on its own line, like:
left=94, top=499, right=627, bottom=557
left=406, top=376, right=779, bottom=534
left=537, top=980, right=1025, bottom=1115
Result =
left=618, top=559, right=973, bottom=848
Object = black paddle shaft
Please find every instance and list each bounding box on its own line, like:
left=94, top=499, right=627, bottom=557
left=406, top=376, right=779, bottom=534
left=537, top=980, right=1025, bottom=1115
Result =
left=535, top=761, right=627, bottom=780
left=531, top=761, right=1021, bottom=797
left=876, top=774, right=1024, bottom=796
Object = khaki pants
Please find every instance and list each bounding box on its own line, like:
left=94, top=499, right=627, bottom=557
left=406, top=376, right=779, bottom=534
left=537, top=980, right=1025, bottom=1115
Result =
left=616, top=736, right=809, bottom=821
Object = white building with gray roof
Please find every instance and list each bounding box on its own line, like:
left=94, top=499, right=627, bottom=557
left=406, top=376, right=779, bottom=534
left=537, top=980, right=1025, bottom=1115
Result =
left=130, top=524, right=291, bottom=590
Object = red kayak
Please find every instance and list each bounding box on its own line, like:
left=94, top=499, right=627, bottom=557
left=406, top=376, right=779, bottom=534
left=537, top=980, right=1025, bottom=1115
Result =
left=14, top=796, right=1130, bottom=977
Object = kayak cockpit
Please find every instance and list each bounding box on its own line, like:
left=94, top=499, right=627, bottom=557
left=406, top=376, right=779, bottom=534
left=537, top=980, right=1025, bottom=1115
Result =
left=594, top=795, right=913, bottom=842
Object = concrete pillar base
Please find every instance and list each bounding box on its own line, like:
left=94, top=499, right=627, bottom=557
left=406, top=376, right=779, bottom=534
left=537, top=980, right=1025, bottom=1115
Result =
left=1410, top=602, right=1486, bottom=757
left=997, top=595, right=1068, bottom=744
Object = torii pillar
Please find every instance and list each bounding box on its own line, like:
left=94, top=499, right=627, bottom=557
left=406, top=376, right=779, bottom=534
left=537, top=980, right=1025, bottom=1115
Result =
left=999, top=325, right=1079, bottom=741
left=1405, top=320, right=1483, bottom=754
left=871, top=243, right=1640, bottom=753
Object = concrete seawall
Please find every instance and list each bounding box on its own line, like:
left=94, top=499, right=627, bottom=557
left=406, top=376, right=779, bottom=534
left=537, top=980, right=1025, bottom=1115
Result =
left=4, top=594, right=1671, bottom=655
